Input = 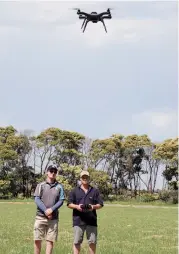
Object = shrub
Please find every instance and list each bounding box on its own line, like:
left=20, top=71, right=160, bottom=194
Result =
left=169, top=190, right=178, bottom=204
left=158, top=190, right=171, bottom=202
left=107, top=194, right=116, bottom=202
left=0, top=180, right=11, bottom=196
left=139, top=193, right=156, bottom=202
left=158, top=190, right=178, bottom=204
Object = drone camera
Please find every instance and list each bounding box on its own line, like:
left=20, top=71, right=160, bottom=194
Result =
left=136, top=148, right=145, bottom=156
left=80, top=204, right=92, bottom=211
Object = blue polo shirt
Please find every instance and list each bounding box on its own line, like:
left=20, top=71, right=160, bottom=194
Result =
left=67, top=185, right=104, bottom=227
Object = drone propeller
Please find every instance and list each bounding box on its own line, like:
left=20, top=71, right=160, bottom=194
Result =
left=107, top=8, right=114, bottom=12
left=71, top=7, right=81, bottom=14
left=71, top=7, right=80, bottom=10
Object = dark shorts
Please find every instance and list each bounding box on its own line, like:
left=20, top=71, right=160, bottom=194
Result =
left=73, top=225, right=97, bottom=245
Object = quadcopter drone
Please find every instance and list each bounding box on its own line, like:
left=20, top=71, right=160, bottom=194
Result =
left=73, top=8, right=112, bottom=33
left=132, top=148, right=147, bottom=172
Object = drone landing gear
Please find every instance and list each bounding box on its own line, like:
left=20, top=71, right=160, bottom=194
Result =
left=101, top=19, right=107, bottom=33
left=79, top=17, right=89, bottom=32
left=101, top=16, right=112, bottom=33
left=81, top=20, right=108, bottom=33
left=83, top=20, right=89, bottom=33
left=81, top=18, right=86, bottom=29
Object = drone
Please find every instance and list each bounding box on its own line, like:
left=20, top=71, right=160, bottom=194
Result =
left=73, top=8, right=112, bottom=33
left=132, top=148, right=145, bottom=172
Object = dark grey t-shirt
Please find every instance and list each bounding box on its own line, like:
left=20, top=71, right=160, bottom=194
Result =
left=34, top=180, right=65, bottom=219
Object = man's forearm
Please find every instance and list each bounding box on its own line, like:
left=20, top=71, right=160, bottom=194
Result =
left=51, top=200, right=64, bottom=212
left=92, top=204, right=103, bottom=210
left=68, top=203, right=78, bottom=209
left=35, top=196, right=47, bottom=213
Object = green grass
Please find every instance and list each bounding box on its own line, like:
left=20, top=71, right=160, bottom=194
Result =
left=0, top=202, right=178, bottom=254
left=104, top=200, right=178, bottom=206
left=1, top=198, right=178, bottom=207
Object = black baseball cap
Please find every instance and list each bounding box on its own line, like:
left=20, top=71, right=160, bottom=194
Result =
left=46, top=165, right=58, bottom=173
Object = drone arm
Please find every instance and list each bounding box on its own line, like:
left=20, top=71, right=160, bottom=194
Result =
left=102, top=15, right=112, bottom=19
left=79, top=15, right=86, bottom=19
left=78, top=11, right=89, bottom=17
left=98, top=12, right=110, bottom=17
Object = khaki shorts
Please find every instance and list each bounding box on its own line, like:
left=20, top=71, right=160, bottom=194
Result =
left=73, top=225, right=97, bottom=245
left=33, top=216, right=58, bottom=242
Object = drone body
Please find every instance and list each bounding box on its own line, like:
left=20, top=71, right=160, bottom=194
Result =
left=132, top=148, right=146, bottom=172
left=74, top=8, right=112, bottom=33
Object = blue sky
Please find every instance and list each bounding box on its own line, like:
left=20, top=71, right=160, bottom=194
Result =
left=0, top=1, right=178, bottom=143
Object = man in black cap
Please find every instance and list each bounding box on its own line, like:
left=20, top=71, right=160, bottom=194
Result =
left=67, top=170, right=104, bottom=254
left=33, top=165, right=65, bottom=254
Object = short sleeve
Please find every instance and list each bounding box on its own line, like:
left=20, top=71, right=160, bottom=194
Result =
left=95, top=189, right=104, bottom=206
left=34, top=183, right=42, bottom=197
left=67, top=189, right=76, bottom=206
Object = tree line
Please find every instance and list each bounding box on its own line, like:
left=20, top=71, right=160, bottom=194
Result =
left=0, top=126, right=178, bottom=203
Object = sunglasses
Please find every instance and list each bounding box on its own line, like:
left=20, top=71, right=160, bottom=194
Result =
left=81, top=175, right=89, bottom=179
left=49, top=169, right=57, bottom=174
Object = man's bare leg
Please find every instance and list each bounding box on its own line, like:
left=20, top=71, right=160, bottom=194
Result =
left=89, top=243, right=96, bottom=254
left=46, top=240, right=54, bottom=254
left=73, top=244, right=81, bottom=254
left=34, top=240, right=42, bottom=254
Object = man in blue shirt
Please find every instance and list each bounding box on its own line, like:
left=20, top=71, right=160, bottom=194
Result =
left=67, top=170, right=104, bottom=254
left=33, top=165, right=65, bottom=254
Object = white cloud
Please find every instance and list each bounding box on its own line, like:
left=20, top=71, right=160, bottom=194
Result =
left=131, top=109, right=178, bottom=141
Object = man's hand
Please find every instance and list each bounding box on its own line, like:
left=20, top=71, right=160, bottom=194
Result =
left=47, top=214, right=52, bottom=220
left=45, top=208, right=53, bottom=216
left=88, top=204, right=94, bottom=211
left=89, top=204, right=102, bottom=210
left=75, top=204, right=83, bottom=212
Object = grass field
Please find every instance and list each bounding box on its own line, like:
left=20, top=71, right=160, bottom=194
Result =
left=0, top=202, right=178, bottom=254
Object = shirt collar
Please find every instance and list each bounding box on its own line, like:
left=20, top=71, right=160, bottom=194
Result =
left=79, top=184, right=92, bottom=191
left=46, top=180, right=58, bottom=187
